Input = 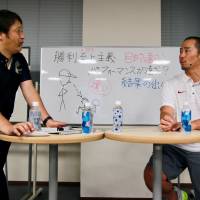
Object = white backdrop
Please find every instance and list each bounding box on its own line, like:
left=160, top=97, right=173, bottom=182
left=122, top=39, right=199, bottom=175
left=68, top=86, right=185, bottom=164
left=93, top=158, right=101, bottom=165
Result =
left=40, top=47, right=181, bottom=124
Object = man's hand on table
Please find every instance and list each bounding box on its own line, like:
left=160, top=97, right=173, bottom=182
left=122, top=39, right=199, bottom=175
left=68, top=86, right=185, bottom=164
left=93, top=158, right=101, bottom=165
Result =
left=2, top=122, right=34, bottom=136
left=160, top=115, right=181, bottom=132
left=45, top=118, right=67, bottom=128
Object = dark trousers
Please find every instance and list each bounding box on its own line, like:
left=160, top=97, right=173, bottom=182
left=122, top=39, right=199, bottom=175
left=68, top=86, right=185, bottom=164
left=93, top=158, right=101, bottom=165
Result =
left=0, top=140, right=11, bottom=200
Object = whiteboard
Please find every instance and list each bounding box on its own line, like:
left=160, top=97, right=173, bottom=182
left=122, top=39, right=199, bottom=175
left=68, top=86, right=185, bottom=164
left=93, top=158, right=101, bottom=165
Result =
left=40, top=47, right=181, bottom=125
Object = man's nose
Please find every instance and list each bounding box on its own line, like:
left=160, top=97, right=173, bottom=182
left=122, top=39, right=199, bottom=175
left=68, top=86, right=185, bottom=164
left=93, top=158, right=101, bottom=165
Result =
left=179, top=52, right=185, bottom=58
left=20, top=32, right=25, bottom=39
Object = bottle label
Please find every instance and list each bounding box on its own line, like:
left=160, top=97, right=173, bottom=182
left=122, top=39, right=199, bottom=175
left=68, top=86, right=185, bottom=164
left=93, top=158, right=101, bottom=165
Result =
left=29, top=110, right=41, bottom=131
left=82, top=111, right=93, bottom=134
left=181, top=110, right=191, bottom=133
left=113, top=108, right=123, bottom=132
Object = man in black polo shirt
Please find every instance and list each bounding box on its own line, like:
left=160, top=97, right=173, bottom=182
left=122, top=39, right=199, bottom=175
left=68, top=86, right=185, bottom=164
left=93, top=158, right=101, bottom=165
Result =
left=0, top=10, right=66, bottom=199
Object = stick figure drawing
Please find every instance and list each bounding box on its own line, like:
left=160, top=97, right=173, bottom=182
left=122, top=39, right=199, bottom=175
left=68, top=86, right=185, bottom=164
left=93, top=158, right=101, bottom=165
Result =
left=58, top=69, right=77, bottom=111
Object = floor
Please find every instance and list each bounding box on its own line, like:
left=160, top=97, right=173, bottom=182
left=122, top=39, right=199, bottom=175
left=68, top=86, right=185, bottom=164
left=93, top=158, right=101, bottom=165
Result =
left=8, top=182, right=194, bottom=200
left=8, top=182, right=80, bottom=200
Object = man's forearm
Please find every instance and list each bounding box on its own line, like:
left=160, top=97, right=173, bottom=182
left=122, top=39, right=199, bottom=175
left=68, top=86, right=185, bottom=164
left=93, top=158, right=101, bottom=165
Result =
left=160, top=111, right=173, bottom=120
left=191, top=119, right=200, bottom=130
left=160, top=106, right=176, bottom=121
left=0, top=113, right=13, bottom=134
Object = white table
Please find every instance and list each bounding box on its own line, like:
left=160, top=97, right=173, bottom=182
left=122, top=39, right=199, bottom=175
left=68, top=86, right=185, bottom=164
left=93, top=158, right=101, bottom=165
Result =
left=0, top=132, right=104, bottom=200
left=105, top=126, right=200, bottom=200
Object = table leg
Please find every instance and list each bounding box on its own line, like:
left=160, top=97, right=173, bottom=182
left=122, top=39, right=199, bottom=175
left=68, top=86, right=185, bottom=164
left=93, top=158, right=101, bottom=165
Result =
left=20, top=144, right=43, bottom=200
left=28, top=144, right=33, bottom=194
left=153, top=144, right=162, bottom=200
left=49, top=144, right=58, bottom=200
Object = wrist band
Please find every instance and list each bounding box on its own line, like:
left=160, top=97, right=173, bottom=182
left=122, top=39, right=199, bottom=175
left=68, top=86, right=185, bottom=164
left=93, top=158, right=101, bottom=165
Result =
left=43, top=116, right=53, bottom=126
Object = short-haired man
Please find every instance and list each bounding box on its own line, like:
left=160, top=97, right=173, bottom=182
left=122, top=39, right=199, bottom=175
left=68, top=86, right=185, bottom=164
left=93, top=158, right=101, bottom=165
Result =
left=0, top=9, right=66, bottom=199
left=144, top=36, right=200, bottom=200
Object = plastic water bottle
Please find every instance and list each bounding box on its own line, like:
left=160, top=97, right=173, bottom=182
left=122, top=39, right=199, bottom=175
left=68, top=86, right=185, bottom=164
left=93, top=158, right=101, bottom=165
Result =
left=181, top=102, right=191, bottom=133
left=82, top=102, right=93, bottom=134
left=29, top=101, right=41, bottom=130
left=113, top=100, right=123, bottom=133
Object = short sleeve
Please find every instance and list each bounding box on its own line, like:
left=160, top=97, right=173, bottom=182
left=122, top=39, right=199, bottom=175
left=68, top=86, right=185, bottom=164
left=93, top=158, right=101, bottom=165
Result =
left=15, top=53, right=31, bottom=82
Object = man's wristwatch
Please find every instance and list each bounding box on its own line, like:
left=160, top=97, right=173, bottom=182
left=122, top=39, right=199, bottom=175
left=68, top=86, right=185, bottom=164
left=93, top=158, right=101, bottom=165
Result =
left=43, top=116, right=53, bottom=126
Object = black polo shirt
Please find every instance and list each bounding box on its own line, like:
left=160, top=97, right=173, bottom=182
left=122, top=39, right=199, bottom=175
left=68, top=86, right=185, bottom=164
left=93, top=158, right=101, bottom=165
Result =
left=0, top=52, right=31, bottom=119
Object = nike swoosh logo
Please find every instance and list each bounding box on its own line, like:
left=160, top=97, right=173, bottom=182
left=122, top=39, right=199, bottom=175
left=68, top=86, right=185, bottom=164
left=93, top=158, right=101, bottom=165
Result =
left=177, top=90, right=186, bottom=93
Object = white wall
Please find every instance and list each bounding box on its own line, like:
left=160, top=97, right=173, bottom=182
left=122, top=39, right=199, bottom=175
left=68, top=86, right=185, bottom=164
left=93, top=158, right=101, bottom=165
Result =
left=81, top=140, right=153, bottom=198
left=83, top=0, right=161, bottom=46
left=7, top=144, right=80, bottom=182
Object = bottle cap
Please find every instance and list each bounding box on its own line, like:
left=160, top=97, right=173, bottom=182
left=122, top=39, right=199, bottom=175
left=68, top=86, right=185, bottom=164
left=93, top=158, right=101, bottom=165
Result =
left=183, top=101, right=189, bottom=109
left=85, top=102, right=92, bottom=108
left=32, top=101, right=39, bottom=106
left=115, top=100, right=122, bottom=106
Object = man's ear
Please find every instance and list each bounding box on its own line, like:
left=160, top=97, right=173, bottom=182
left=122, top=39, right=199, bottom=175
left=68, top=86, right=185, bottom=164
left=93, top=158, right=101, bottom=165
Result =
left=0, top=32, right=3, bottom=41
left=0, top=32, right=6, bottom=40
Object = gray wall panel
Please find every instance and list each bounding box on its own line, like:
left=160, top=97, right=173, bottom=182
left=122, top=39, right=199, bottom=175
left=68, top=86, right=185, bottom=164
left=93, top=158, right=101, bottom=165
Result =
left=0, top=0, right=8, bottom=8
left=1, top=0, right=82, bottom=82
left=162, top=0, right=200, bottom=46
